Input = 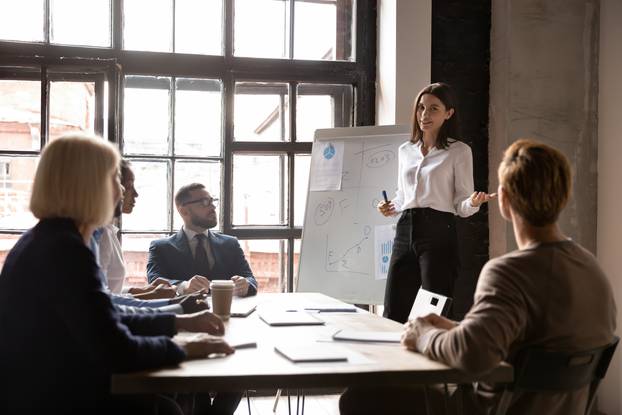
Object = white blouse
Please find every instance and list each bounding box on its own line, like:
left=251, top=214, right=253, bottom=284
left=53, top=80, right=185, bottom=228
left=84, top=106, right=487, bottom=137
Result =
left=391, top=139, right=479, bottom=218
left=98, top=223, right=126, bottom=293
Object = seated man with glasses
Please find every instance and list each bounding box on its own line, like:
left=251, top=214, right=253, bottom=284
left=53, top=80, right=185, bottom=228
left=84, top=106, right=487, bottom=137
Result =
left=147, top=183, right=258, bottom=297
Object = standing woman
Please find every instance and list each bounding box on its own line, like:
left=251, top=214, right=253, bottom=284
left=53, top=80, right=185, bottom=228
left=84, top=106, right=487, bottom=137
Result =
left=378, top=83, right=495, bottom=323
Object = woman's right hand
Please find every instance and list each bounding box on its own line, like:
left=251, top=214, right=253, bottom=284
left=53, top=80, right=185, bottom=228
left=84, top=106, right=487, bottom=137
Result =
left=377, top=200, right=397, bottom=217
left=174, top=333, right=234, bottom=359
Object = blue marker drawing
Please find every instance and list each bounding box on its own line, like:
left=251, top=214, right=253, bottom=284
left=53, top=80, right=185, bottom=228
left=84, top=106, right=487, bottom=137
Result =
left=375, top=224, right=396, bottom=280
left=323, top=143, right=336, bottom=160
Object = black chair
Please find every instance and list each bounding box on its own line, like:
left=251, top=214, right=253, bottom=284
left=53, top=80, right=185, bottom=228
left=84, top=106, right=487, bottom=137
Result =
left=495, top=336, right=619, bottom=415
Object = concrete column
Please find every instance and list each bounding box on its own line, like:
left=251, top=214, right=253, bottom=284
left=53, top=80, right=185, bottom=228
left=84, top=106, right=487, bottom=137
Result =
left=489, top=0, right=599, bottom=255
left=597, top=1, right=622, bottom=413
left=376, top=0, right=431, bottom=126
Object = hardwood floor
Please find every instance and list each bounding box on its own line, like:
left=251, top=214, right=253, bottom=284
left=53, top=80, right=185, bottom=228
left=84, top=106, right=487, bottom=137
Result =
left=234, top=392, right=340, bottom=415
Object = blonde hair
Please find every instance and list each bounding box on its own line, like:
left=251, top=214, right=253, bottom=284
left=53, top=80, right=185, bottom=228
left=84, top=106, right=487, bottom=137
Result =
left=498, top=139, right=572, bottom=226
left=30, top=133, right=120, bottom=228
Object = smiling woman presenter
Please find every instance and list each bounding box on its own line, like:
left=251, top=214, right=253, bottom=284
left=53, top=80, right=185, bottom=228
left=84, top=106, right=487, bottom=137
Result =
left=378, top=82, right=495, bottom=323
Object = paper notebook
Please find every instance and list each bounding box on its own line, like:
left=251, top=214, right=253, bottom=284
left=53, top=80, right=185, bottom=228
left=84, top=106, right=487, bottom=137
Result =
left=303, top=304, right=357, bottom=313
left=332, top=329, right=401, bottom=343
left=259, top=311, right=324, bottom=326
left=275, top=344, right=348, bottom=363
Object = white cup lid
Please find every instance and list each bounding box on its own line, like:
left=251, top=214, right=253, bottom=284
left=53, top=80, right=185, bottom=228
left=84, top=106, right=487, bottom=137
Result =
left=210, top=280, right=235, bottom=288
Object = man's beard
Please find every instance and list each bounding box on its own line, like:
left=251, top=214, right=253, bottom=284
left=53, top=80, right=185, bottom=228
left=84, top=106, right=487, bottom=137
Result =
left=190, top=212, right=217, bottom=229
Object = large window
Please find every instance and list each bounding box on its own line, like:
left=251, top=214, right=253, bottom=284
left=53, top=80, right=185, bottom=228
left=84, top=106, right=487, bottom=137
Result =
left=0, top=0, right=376, bottom=293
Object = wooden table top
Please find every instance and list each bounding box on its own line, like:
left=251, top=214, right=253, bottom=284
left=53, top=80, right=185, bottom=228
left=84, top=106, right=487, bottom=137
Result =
left=112, top=292, right=512, bottom=394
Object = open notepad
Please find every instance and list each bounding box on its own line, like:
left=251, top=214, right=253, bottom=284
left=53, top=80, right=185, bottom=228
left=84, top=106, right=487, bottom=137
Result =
left=332, top=329, right=401, bottom=343
left=259, top=311, right=325, bottom=326
left=275, top=344, right=348, bottom=363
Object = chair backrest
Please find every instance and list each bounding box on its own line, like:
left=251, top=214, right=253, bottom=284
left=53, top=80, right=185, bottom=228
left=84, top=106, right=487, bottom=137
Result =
left=510, top=336, right=619, bottom=393
left=495, top=336, right=620, bottom=415
left=408, top=287, right=452, bottom=320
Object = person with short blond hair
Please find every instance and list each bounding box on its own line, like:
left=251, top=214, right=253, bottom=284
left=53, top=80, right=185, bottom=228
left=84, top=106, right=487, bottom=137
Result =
left=30, top=133, right=118, bottom=230
left=0, top=134, right=232, bottom=413
left=340, top=139, right=616, bottom=415
left=497, top=138, right=572, bottom=227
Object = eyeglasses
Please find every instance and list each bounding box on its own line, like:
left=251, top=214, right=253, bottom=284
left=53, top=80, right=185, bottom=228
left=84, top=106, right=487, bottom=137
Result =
left=182, top=197, right=219, bottom=207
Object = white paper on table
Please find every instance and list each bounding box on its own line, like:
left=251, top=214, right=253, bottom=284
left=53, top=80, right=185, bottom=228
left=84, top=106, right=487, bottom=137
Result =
left=374, top=224, right=396, bottom=280
left=309, top=141, right=345, bottom=191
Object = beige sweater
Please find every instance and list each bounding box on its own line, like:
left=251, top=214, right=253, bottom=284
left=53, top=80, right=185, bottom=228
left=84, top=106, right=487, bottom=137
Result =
left=424, top=240, right=617, bottom=415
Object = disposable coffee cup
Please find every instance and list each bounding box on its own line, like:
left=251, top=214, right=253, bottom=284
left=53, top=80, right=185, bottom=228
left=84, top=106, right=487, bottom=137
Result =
left=210, top=280, right=234, bottom=320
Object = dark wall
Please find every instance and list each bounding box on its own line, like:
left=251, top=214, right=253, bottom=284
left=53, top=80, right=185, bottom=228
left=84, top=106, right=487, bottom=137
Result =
left=431, top=0, right=491, bottom=319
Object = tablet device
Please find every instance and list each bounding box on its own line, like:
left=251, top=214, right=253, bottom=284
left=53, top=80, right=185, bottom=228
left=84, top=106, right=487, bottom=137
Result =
left=231, top=303, right=257, bottom=318
left=275, top=344, right=348, bottom=363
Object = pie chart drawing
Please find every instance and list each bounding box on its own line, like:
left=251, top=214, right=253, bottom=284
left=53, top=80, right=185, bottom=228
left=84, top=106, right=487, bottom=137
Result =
left=323, top=143, right=336, bottom=160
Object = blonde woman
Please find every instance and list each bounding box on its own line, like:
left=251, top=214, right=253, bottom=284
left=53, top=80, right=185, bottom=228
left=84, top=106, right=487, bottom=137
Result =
left=0, top=134, right=232, bottom=413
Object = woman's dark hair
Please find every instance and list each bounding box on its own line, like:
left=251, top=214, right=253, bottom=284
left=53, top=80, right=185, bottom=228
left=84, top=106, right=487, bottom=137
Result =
left=120, top=159, right=132, bottom=184
left=411, top=82, right=460, bottom=149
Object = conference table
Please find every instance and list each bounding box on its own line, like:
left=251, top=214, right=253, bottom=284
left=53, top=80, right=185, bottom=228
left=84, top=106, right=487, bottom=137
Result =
left=111, top=292, right=512, bottom=394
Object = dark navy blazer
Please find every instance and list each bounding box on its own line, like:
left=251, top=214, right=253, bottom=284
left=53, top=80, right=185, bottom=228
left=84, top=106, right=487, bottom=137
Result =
left=0, top=218, right=185, bottom=411
left=146, top=230, right=258, bottom=296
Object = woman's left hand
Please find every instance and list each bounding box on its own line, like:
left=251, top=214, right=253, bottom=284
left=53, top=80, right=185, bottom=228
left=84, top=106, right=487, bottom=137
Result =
left=470, top=191, right=497, bottom=207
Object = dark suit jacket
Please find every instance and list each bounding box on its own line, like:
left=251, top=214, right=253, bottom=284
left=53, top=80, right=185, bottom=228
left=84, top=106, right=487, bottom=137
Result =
left=0, top=218, right=185, bottom=412
left=147, top=230, right=258, bottom=296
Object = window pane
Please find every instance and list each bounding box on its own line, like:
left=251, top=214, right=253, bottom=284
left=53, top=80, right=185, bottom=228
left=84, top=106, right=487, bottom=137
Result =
left=0, top=234, right=22, bottom=270
left=173, top=161, right=221, bottom=230
left=175, top=0, right=222, bottom=55
left=0, top=157, right=38, bottom=230
left=294, top=154, right=310, bottom=226
left=294, top=0, right=354, bottom=61
left=120, top=233, right=167, bottom=288
left=124, top=0, right=173, bottom=52
left=124, top=77, right=170, bottom=155
left=296, top=83, right=353, bottom=142
left=0, top=80, right=41, bottom=151
left=234, top=0, right=289, bottom=59
left=50, top=0, right=111, bottom=47
left=175, top=78, right=222, bottom=156
left=233, top=155, right=287, bottom=225
left=234, top=82, right=288, bottom=142
left=0, top=0, right=44, bottom=42
left=240, top=239, right=286, bottom=293
left=49, top=81, right=96, bottom=140
left=121, top=161, right=170, bottom=231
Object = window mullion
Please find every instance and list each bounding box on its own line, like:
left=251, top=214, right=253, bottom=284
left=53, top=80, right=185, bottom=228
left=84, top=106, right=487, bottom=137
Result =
left=222, top=73, right=234, bottom=235
left=288, top=0, right=295, bottom=59
left=40, top=66, right=49, bottom=147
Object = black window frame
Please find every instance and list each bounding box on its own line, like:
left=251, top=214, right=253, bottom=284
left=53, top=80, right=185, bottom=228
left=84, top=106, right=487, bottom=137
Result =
left=0, top=0, right=377, bottom=292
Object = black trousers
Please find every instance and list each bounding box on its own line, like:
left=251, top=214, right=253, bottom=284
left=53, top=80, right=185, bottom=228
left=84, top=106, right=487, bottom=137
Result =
left=383, top=208, right=459, bottom=323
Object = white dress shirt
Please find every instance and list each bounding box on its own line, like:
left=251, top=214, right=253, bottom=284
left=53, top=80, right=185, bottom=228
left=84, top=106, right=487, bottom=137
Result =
left=392, top=139, right=479, bottom=217
left=182, top=226, right=215, bottom=269
left=98, top=223, right=126, bottom=293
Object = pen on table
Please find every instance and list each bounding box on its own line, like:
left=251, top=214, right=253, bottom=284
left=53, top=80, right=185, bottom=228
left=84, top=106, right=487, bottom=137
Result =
left=382, top=190, right=389, bottom=203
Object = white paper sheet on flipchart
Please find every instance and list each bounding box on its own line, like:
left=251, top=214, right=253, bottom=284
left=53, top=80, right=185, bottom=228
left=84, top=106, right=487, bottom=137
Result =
left=374, top=224, right=396, bottom=280
left=309, top=141, right=345, bottom=191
